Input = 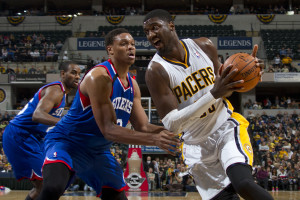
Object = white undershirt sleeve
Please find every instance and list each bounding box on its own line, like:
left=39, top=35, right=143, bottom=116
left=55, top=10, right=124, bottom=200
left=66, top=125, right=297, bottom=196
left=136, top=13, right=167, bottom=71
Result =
left=162, top=91, right=216, bottom=134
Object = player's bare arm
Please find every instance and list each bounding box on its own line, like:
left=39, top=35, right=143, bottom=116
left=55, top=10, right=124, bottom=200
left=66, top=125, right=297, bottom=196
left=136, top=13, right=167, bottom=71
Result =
left=145, top=62, right=178, bottom=120
left=32, top=85, right=64, bottom=125
left=129, top=78, right=165, bottom=133
left=81, top=67, right=180, bottom=155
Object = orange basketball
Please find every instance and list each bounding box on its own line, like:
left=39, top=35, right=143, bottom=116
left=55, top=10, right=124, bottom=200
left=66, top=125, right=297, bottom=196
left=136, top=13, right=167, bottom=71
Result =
left=221, top=53, right=260, bottom=92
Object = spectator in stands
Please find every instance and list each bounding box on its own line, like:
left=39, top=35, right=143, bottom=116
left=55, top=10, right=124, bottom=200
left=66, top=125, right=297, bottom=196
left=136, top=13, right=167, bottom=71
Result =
left=30, top=49, right=40, bottom=62
left=46, top=49, right=54, bottom=61
left=273, top=54, right=281, bottom=68
left=166, top=170, right=183, bottom=192
left=40, top=49, right=46, bottom=62
left=256, top=166, right=269, bottom=190
left=7, top=44, right=16, bottom=61
left=55, top=40, right=63, bottom=50
left=5, top=65, right=15, bottom=74
left=101, top=56, right=106, bottom=62
left=15, top=66, right=20, bottom=74
left=286, top=48, right=294, bottom=58
left=144, top=156, right=154, bottom=173
left=1, top=111, right=10, bottom=122
left=270, top=167, right=279, bottom=191
left=20, top=97, right=28, bottom=107
left=21, top=66, right=28, bottom=74
left=28, top=65, right=37, bottom=74
left=147, top=167, right=156, bottom=191
left=279, top=47, right=287, bottom=59
left=277, top=165, right=288, bottom=190
left=48, top=65, right=57, bottom=74
left=287, top=167, right=298, bottom=190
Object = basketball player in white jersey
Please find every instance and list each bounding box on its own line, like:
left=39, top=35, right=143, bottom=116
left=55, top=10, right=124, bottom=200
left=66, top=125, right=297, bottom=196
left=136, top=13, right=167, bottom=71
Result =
left=143, top=9, right=273, bottom=200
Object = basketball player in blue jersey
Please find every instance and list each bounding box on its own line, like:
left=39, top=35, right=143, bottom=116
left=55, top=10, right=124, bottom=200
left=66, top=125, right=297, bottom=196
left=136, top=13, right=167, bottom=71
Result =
left=2, top=61, right=81, bottom=200
left=143, top=9, right=273, bottom=200
left=36, top=28, right=180, bottom=200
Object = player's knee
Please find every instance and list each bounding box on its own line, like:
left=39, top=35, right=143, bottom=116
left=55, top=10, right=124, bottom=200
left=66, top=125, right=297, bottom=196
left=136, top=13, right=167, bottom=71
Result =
left=233, top=178, right=253, bottom=195
left=41, top=183, right=65, bottom=199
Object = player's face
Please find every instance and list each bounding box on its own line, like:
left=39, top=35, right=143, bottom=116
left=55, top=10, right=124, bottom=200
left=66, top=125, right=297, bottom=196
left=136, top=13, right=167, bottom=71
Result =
left=143, top=17, right=173, bottom=52
left=108, top=33, right=136, bottom=65
left=62, top=64, right=81, bottom=89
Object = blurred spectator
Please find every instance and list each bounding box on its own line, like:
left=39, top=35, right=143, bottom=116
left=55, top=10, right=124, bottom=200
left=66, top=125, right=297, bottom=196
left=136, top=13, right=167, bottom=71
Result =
left=147, top=167, right=156, bottom=191
left=20, top=97, right=29, bottom=107
left=270, top=167, right=279, bottom=191
left=256, top=166, right=269, bottom=190
left=166, top=170, right=183, bottom=192
left=279, top=47, right=287, bottom=59
left=28, top=65, right=37, bottom=74
left=277, top=165, right=288, bottom=190
left=55, top=40, right=63, bottom=50
left=21, top=66, right=28, bottom=74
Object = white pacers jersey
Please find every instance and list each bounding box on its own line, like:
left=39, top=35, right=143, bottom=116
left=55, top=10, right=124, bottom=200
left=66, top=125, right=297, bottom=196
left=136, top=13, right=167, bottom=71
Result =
left=149, top=38, right=234, bottom=144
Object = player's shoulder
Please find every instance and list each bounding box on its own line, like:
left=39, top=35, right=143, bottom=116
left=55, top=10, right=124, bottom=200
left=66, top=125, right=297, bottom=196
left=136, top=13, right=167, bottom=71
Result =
left=192, top=37, right=215, bottom=48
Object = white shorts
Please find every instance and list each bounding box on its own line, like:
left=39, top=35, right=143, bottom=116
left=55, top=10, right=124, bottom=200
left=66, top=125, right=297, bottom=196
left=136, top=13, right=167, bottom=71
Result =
left=182, top=113, right=253, bottom=200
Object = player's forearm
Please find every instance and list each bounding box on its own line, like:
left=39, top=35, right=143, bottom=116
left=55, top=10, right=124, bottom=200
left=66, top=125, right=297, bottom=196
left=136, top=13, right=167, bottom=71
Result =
left=162, top=91, right=216, bottom=133
left=140, top=123, right=166, bottom=133
left=103, top=125, right=159, bottom=146
left=32, top=110, right=59, bottom=126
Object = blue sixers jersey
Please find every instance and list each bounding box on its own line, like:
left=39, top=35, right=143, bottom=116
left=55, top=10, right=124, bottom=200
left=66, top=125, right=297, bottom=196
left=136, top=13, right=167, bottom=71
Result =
left=10, top=81, right=66, bottom=136
left=51, top=60, right=134, bottom=150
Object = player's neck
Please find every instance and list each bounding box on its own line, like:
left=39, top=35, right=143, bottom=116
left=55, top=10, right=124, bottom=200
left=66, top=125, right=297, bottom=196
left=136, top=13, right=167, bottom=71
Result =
left=160, top=42, right=185, bottom=63
left=111, top=59, right=130, bottom=79
left=62, top=83, right=71, bottom=94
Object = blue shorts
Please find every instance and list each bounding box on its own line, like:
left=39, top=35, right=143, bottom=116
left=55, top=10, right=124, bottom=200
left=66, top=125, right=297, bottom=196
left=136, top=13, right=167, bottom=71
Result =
left=44, top=131, right=126, bottom=197
left=2, top=123, right=44, bottom=180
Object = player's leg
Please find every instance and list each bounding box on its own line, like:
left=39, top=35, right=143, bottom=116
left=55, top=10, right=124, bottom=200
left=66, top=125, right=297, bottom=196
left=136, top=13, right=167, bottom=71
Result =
left=227, top=164, right=273, bottom=200
left=78, top=150, right=127, bottom=200
left=220, top=113, right=273, bottom=200
left=36, top=163, right=72, bottom=200
left=25, top=180, right=43, bottom=200
left=101, top=188, right=127, bottom=200
left=2, top=124, right=44, bottom=200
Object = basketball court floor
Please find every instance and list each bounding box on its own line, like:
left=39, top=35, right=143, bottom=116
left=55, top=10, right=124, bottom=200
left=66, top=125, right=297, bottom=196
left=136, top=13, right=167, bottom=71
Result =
left=0, top=190, right=299, bottom=200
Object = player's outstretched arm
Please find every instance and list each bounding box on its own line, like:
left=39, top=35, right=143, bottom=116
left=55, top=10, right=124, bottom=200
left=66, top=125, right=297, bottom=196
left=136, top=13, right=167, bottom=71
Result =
left=32, top=85, right=64, bottom=125
left=81, top=67, right=180, bottom=155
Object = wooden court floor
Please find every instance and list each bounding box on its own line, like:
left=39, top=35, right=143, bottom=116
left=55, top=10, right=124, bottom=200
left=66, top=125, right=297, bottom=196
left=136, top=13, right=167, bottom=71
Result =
left=0, top=190, right=299, bottom=200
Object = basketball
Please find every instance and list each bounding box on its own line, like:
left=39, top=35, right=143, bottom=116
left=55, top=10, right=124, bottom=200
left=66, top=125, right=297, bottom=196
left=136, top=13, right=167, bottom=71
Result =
left=221, top=53, right=260, bottom=92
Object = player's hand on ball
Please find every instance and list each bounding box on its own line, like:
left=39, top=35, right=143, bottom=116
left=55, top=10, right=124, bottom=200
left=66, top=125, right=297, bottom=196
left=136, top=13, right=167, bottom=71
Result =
left=211, top=64, right=244, bottom=98
left=252, top=44, right=264, bottom=82
left=154, top=130, right=181, bottom=156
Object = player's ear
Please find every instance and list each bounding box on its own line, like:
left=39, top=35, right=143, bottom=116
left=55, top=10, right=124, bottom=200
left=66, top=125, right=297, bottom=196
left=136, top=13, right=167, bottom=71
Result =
left=107, top=46, right=113, bottom=55
left=169, top=21, right=175, bottom=31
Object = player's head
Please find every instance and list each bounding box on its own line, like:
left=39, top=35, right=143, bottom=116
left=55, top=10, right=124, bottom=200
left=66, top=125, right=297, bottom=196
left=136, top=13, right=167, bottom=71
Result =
left=59, top=61, right=81, bottom=90
left=143, top=9, right=177, bottom=54
left=105, top=28, right=135, bottom=66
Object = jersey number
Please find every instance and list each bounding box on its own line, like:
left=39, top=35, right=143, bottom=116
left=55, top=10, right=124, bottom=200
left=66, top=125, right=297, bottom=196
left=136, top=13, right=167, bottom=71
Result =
left=200, top=105, right=216, bottom=118
left=117, top=119, right=123, bottom=127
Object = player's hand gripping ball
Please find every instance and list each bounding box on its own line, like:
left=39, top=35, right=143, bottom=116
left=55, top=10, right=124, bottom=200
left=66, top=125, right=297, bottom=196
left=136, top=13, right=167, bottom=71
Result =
left=220, top=53, right=260, bottom=92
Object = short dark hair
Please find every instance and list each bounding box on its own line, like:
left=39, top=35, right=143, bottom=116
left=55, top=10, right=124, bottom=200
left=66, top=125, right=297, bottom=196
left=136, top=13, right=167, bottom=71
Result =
left=105, top=28, right=130, bottom=48
left=59, top=61, right=77, bottom=72
left=144, top=9, right=173, bottom=23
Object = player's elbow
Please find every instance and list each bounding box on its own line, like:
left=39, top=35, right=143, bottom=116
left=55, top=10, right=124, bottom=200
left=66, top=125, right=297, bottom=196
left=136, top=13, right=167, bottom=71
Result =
left=32, top=110, right=40, bottom=122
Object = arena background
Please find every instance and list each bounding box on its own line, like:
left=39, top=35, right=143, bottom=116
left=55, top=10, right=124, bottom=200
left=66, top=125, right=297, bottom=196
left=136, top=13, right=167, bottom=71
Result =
left=0, top=0, right=299, bottom=199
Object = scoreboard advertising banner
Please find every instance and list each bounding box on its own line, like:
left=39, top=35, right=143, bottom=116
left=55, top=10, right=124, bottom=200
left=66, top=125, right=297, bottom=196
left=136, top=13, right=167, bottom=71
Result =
left=77, top=37, right=154, bottom=50
left=218, top=37, right=253, bottom=50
